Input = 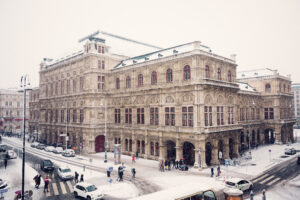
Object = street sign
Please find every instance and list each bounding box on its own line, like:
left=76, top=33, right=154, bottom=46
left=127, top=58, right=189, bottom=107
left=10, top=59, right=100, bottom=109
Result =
left=0, top=188, right=8, bottom=194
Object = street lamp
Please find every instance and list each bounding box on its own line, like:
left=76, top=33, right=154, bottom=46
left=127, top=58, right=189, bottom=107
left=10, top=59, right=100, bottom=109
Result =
left=104, top=97, right=107, bottom=163
left=19, top=75, right=31, bottom=200
left=248, top=99, right=255, bottom=159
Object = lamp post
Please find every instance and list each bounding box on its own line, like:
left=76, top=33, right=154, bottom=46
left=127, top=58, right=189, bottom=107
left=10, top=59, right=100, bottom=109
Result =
left=104, top=97, right=107, bottom=163
left=248, top=99, right=255, bottom=159
left=19, top=75, right=31, bottom=200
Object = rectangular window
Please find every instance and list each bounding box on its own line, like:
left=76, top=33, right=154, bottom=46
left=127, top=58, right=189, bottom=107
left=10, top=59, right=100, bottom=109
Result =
left=45, top=110, right=48, bottom=122
left=98, top=76, right=105, bottom=90
left=61, top=109, right=64, bottom=123
left=98, top=45, right=102, bottom=53
left=102, top=60, right=105, bottom=69
left=50, top=110, right=53, bottom=123
left=150, top=107, right=159, bottom=126
left=98, top=60, right=102, bottom=69
left=256, top=108, right=260, bottom=120
left=251, top=108, right=255, bottom=120
left=80, top=109, right=84, bottom=123
left=102, top=46, right=104, bottom=54
left=115, top=109, right=121, bottom=123
left=165, top=107, right=175, bottom=126
left=61, top=80, right=64, bottom=94
left=182, top=106, right=193, bottom=127
left=67, top=80, right=70, bottom=94
left=73, top=109, right=77, bottom=123
left=228, top=106, right=234, bottom=124
left=205, top=106, right=213, bottom=126
left=55, top=83, right=58, bottom=95
left=269, top=108, right=274, bottom=119
left=137, top=108, right=144, bottom=124
left=55, top=110, right=58, bottom=123
left=217, top=106, right=224, bottom=125
left=264, top=108, right=269, bottom=120
left=67, top=109, right=70, bottom=123
left=73, top=79, right=76, bottom=93
left=80, top=77, right=84, bottom=91
left=125, top=108, right=132, bottom=124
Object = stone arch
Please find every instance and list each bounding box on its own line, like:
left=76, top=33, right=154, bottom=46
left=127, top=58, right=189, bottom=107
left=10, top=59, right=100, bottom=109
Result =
left=216, top=95, right=224, bottom=104
left=182, top=93, right=194, bottom=103
left=204, top=94, right=213, bottom=104
left=229, top=138, right=234, bottom=159
left=251, top=130, right=256, bottom=146
left=182, top=142, right=195, bottom=165
left=264, top=129, right=274, bottom=144
left=95, top=135, right=105, bottom=153
left=166, top=140, right=176, bottom=161
left=218, top=140, right=223, bottom=162
left=205, top=142, right=212, bottom=166
left=257, top=129, right=260, bottom=144
left=227, top=95, right=235, bottom=105
left=165, top=96, right=175, bottom=103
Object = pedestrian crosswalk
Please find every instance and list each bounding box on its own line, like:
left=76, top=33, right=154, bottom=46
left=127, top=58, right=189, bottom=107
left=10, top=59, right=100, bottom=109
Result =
left=252, top=173, right=282, bottom=186
left=45, top=180, right=74, bottom=198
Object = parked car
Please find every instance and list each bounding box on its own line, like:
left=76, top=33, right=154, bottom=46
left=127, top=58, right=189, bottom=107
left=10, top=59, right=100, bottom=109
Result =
left=45, top=146, right=56, bottom=152
left=225, top=178, right=253, bottom=192
left=284, top=148, right=296, bottom=155
left=30, top=142, right=39, bottom=148
left=36, top=144, right=46, bottom=150
left=53, top=147, right=64, bottom=154
left=297, top=155, right=300, bottom=165
left=62, top=149, right=75, bottom=157
left=7, top=150, right=17, bottom=159
left=74, top=182, right=104, bottom=200
left=57, top=166, right=74, bottom=180
left=41, top=159, right=54, bottom=171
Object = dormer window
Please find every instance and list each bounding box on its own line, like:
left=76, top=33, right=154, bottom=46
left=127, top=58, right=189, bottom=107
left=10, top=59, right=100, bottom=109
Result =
left=265, top=83, right=271, bottom=93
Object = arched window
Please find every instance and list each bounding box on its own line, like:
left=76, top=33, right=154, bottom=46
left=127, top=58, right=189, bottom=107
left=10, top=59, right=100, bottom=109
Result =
left=166, top=68, right=173, bottom=83
left=126, top=76, right=131, bottom=88
left=137, top=140, right=140, bottom=153
left=116, top=78, right=120, bottom=89
left=184, top=65, right=191, bottom=80
left=228, top=70, right=232, bottom=82
left=151, top=71, right=157, bottom=85
left=155, top=142, right=159, bottom=156
left=265, top=84, right=271, bottom=93
left=142, top=140, right=145, bottom=154
left=125, top=139, right=128, bottom=151
left=150, top=142, right=154, bottom=155
left=138, top=74, right=143, bottom=87
left=205, top=65, right=210, bottom=78
left=129, top=139, right=132, bottom=152
left=217, top=68, right=222, bottom=80
left=283, top=84, right=286, bottom=92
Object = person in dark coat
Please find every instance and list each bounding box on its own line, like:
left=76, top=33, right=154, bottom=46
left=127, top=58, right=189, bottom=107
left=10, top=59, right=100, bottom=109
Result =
left=80, top=174, right=84, bottom=182
left=4, top=159, right=7, bottom=169
left=131, top=168, right=136, bottom=180
left=175, top=160, right=179, bottom=169
left=75, top=171, right=79, bottom=183
left=119, top=167, right=124, bottom=181
left=179, top=159, right=183, bottom=168
left=211, top=167, right=214, bottom=177
left=44, top=175, right=50, bottom=192
left=167, top=160, right=171, bottom=171
left=35, top=175, right=41, bottom=189
left=172, top=159, right=176, bottom=168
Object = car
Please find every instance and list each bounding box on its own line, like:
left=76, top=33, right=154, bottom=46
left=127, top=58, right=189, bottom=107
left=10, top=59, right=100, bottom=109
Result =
left=0, top=179, right=8, bottom=190
left=45, top=146, right=56, bottom=152
left=30, top=142, right=39, bottom=148
left=225, top=178, right=253, bottom=192
left=36, top=144, right=46, bottom=150
left=74, top=182, right=104, bottom=200
left=41, top=159, right=54, bottom=171
left=62, top=149, right=75, bottom=157
left=57, top=166, right=74, bottom=180
left=284, top=148, right=296, bottom=155
left=7, top=150, right=17, bottom=159
left=297, top=155, right=300, bottom=165
left=53, top=147, right=64, bottom=154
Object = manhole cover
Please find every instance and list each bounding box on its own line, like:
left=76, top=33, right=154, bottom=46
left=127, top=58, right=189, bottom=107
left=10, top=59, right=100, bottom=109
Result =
left=280, top=155, right=289, bottom=158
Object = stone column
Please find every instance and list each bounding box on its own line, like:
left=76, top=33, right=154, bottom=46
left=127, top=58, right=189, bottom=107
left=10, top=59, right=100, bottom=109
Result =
left=211, top=139, right=219, bottom=165
left=159, top=137, right=166, bottom=161
left=175, top=138, right=182, bottom=161
left=234, top=136, right=240, bottom=158
left=145, top=135, right=150, bottom=159
left=194, top=149, right=200, bottom=168
left=131, top=130, right=136, bottom=155
left=199, top=139, right=207, bottom=168
left=223, top=139, right=230, bottom=159
left=275, top=125, right=282, bottom=143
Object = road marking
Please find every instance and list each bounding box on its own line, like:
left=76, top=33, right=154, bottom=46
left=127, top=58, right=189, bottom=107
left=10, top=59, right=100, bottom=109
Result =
left=46, top=190, right=51, bottom=197
left=66, top=181, right=73, bottom=192
left=60, top=181, right=67, bottom=194
left=253, top=173, right=269, bottom=182
left=52, top=182, right=59, bottom=196
left=267, top=177, right=281, bottom=186
left=275, top=179, right=286, bottom=186
left=259, top=175, right=275, bottom=184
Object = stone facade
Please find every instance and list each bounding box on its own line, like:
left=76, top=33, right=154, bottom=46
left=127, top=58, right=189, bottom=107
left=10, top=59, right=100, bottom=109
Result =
left=28, top=87, right=40, bottom=140
left=36, top=36, right=295, bottom=167
left=0, top=89, right=29, bottom=134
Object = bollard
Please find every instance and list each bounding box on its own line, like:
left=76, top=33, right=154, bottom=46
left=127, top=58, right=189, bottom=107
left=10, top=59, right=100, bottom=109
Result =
left=262, top=189, right=266, bottom=200
left=250, top=190, right=254, bottom=200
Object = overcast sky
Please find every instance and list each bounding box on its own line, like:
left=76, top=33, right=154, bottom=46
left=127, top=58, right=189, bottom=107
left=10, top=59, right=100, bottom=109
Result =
left=0, top=0, right=299, bottom=88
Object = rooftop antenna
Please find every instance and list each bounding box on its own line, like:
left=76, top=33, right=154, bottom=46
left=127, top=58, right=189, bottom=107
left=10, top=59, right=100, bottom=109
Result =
left=78, top=30, right=100, bottom=43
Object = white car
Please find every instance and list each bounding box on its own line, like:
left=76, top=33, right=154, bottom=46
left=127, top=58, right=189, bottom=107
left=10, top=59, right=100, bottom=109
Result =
left=53, top=147, right=64, bottom=154
left=57, top=167, right=74, bottom=180
left=7, top=150, right=17, bottom=159
left=45, top=146, right=55, bottom=152
left=225, top=178, right=253, bottom=192
left=74, top=182, right=104, bottom=200
left=62, top=149, right=75, bottom=157
left=30, top=142, right=39, bottom=148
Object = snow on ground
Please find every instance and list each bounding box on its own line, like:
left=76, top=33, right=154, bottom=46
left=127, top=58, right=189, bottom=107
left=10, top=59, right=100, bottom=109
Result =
left=0, top=158, right=43, bottom=200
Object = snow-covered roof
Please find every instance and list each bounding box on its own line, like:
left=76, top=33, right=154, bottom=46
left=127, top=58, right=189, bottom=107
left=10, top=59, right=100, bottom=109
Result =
left=114, top=42, right=213, bottom=69
left=43, top=50, right=84, bottom=68
left=237, top=68, right=277, bottom=79
left=238, top=82, right=257, bottom=92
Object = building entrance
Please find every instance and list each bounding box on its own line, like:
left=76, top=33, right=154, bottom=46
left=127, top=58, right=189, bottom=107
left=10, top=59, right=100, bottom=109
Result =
left=166, top=140, right=176, bottom=161
left=95, top=135, right=105, bottom=152
left=182, top=142, right=195, bottom=165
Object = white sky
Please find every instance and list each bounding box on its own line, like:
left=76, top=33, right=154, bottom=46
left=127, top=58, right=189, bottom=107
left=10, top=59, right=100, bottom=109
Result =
left=0, top=0, right=299, bottom=88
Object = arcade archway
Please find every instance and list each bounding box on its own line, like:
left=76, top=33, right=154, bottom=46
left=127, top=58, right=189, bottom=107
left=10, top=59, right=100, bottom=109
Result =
left=229, top=138, right=234, bottom=159
left=95, top=135, right=105, bottom=153
left=205, top=142, right=212, bottom=166
left=182, top=142, right=195, bottom=165
left=166, top=140, right=176, bottom=161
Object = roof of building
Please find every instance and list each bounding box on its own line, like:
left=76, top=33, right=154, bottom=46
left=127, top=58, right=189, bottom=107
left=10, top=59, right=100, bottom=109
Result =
left=114, top=42, right=214, bottom=69
left=237, top=68, right=278, bottom=79
left=237, top=82, right=257, bottom=92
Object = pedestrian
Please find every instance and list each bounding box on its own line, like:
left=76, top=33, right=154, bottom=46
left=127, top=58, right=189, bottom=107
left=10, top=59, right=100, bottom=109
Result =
left=136, top=151, right=139, bottom=159
left=250, top=190, right=254, bottom=200
left=217, top=166, right=221, bottom=177
left=80, top=174, right=84, bottom=182
left=44, top=175, right=50, bottom=193
left=4, top=159, right=7, bottom=169
left=119, top=166, right=124, bottom=181
left=211, top=167, right=214, bottom=177
left=75, top=171, right=79, bottom=183
left=118, top=166, right=122, bottom=181
left=132, top=153, right=135, bottom=163
left=107, top=169, right=111, bottom=178
left=167, top=160, right=171, bottom=171
left=131, top=168, right=136, bottom=180
left=262, top=189, right=266, bottom=200
left=36, top=175, right=41, bottom=189
left=179, top=159, right=183, bottom=168
left=175, top=160, right=179, bottom=169
left=164, top=160, right=168, bottom=171
left=172, top=159, right=176, bottom=169
left=33, top=175, right=38, bottom=188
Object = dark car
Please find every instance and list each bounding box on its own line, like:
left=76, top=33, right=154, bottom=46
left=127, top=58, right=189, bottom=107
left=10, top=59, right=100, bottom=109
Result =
left=36, top=144, right=46, bottom=150
left=297, top=155, right=300, bottom=165
left=41, top=159, right=54, bottom=171
left=285, top=148, right=296, bottom=155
